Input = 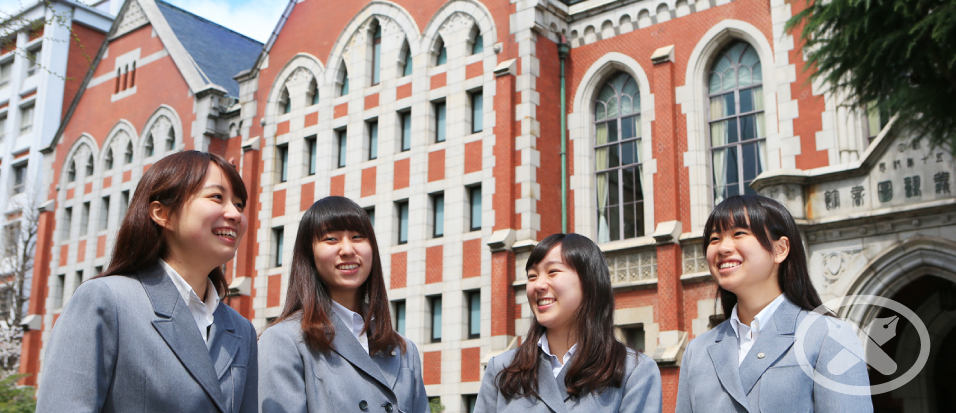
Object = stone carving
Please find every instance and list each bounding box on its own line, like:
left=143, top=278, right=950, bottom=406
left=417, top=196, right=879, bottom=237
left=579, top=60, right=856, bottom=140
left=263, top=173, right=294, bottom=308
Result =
left=439, top=12, right=475, bottom=38
left=821, top=249, right=861, bottom=285
left=287, top=67, right=313, bottom=86
left=114, top=0, right=149, bottom=39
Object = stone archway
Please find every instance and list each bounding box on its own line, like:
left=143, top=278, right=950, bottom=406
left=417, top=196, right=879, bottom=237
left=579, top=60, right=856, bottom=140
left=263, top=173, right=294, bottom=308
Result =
left=842, top=236, right=956, bottom=413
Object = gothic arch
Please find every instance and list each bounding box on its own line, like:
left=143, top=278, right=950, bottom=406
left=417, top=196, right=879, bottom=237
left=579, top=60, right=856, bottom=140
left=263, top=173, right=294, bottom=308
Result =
left=421, top=0, right=497, bottom=61
left=325, top=1, right=422, bottom=85
left=61, top=134, right=99, bottom=184
left=569, top=53, right=656, bottom=240
left=140, top=105, right=184, bottom=157
left=679, top=20, right=779, bottom=233
left=266, top=54, right=324, bottom=118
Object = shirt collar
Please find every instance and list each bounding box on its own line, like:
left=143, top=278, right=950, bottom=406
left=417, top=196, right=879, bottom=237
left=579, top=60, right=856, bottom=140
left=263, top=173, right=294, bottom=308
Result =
left=330, top=299, right=366, bottom=336
left=159, top=259, right=220, bottom=314
left=537, top=334, right=578, bottom=362
left=730, top=293, right=787, bottom=338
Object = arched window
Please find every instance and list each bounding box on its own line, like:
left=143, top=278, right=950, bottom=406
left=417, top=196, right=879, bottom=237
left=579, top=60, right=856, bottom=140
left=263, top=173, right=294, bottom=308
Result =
left=307, top=79, right=319, bottom=106
left=124, top=141, right=133, bottom=164
left=67, top=159, right=76, bottom=182
left=371, top=22, right=382, bottom=85
left=145, top=134, right=154, bottom=157
left=469, top=26, right=483, bottom=55
left=708, top=41, right=765, bottom=203
left=280, top=88, right=291, bottom=114
left=434, top=36, right=447, bottom=66
left=165, top=127, right=175, bottom=151
left=104, top=147, right=113, bottom=170
left=85, top=155, right=93, bottom=177
left=594, top=72, right=644, bottom=243
left=399, top=40, right=412, bottom=77
left=337, top=62, right=349, bottom=96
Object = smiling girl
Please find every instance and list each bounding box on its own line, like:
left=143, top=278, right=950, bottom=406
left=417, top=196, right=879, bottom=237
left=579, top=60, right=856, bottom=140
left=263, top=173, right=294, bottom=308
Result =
left=37, top=151, right=257, bottom=412
left=475, top=233, right=662, bottom=413
left=676, top=195, right=873, bottom=412
left=258, top=196, right=429, bottom=413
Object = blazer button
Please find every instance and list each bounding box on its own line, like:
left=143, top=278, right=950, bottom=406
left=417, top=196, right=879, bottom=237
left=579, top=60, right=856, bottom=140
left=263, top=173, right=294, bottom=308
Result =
left=383, top=402, right=394, bottom=412
left=757, top=352, right=766, bottom=359
left=359, top=400, right=368, bottom=410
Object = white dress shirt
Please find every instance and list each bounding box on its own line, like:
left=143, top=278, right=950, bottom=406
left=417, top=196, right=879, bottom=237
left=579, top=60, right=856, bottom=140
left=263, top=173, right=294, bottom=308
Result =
left=331, top=300, right=370, bottom=354
left=729, top=293, right=788, bottom=366
left=537, top=334, right=578, bottom=377
left=160, top=259, right=219, bottom=342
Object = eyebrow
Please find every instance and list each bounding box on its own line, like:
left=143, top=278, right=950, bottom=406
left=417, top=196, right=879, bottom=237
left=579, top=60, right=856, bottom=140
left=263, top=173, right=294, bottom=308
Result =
left=204, top=184, right=227, bottom=192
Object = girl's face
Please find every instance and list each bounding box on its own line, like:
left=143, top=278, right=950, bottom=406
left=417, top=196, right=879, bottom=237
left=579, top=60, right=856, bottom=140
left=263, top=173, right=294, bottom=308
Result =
left=706, top=224, right=788, bottom=297
left=526, top=244, right=583, bottom=336
left=312, top=230, right=373, bottom=304
left=161, top=163, right=247, bottom=269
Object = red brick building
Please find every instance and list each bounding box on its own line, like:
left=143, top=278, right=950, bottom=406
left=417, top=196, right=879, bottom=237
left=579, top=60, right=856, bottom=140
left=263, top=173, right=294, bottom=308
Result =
left=23, top=0, right=956, bottom=412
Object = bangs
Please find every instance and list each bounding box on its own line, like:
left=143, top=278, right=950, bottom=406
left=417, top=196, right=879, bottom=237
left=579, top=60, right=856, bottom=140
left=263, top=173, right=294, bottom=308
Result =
left=703, top=195, right=774, bottom=253
left=307, top=196, right=375, bottom=241
left=212, top=156, right=248, bottom=204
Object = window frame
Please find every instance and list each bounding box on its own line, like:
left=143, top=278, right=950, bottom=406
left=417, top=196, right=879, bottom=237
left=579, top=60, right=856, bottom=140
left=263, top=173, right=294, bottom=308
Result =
left=468, top=185, right=482, bottom=232
left=466, top=289, right=480, bottom=339
left=396, top=200, right=409, bottom=245
left=430, top=192, right=444, bottom=238
left=276, top=143, right=289, bottom=183
left=336, top=129, right=348, bottom=168
left=273, top=226, right=285, bottom=267
left=433, top=100, right=446, bottom=143
left=470, top=89, right=483, bottom=134
left=429, top=294, right=442, bottom=343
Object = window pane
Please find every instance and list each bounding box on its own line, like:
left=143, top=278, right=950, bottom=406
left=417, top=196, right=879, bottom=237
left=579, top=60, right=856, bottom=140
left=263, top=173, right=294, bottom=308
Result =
left=308, top=139, right=317, bottom=175
left=337, top=131, right=347, bottom=168
left=621, top=141, right=635, bottom=166
left=472, top=93, right=483, bottom=133
left=372, top=29, right=382, bottom=85
left=740, top=115, right=757, bottom=142
left=403, top=50, right=413, bottom=76
left=740, top=88, right=754, bottom=113
left=608, top=205, right=620, bottom=242
left=472, top=34, right=483, bottom=54
left=622, top=166, right=636, bottom=204
left=436, top=103, right=446, bottom=142
left=470, top=187, right=482, bottom=231
left=469, top=292, right=480, bottom=336
left=369, top=122, right=378, bottom=160
left=607, top=119, right=618, bottom=143
left=437, top=45, right=447, bottom=65
left=398, top=202, right=409, bottom=244
left=396, top=301, right=406, bottom=335
left=402, top=112, right=412, bottom=151
left=433, top=194, right=444, bottom=237
left=595, top=122, right=609, bottom=145
left=431, top=297, right=442, bottom=341
left=608, top=170, right=619, bottom=206
left=608, top=143, right=620, bottom=169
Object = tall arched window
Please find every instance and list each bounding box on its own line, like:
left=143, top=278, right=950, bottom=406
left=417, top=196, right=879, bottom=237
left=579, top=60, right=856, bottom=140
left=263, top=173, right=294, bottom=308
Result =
left=337, top=62, right=349, bottom=96
left=371, top=23, right=382, bottom=85
left=708, top=41, right=765, bottom=203
left=67, top=159, right=76, bottom=182
left=594, top=72, right=643, bottom=243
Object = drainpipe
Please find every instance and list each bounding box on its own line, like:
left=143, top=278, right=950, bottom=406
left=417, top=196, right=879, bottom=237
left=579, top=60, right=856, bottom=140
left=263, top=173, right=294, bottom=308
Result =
left=558, top=35, right=570, bottom=234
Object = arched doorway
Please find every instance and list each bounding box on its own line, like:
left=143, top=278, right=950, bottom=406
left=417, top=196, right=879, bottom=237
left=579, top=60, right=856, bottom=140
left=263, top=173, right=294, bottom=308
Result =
left=843, top=237, right=956, bottom=413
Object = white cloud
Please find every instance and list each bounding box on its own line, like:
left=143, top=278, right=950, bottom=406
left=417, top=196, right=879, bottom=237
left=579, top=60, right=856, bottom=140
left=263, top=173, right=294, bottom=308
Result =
left=164, top=0, right=285, bottom=43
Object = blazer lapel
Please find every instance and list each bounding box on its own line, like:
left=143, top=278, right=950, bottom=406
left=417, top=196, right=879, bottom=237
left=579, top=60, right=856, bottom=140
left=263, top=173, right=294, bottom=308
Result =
left=739, top=299, right=799, bottom=395
left=535, top=355, right=569, bottom=413
left=207, top=304, right=241, bottom=379
left=707, top=323, right=751, bottom=412
left=371, top=342, right=402, bottom=390
left=141, top=266, right=226, bottom=413
left=330, top=315, right=392, bottom=389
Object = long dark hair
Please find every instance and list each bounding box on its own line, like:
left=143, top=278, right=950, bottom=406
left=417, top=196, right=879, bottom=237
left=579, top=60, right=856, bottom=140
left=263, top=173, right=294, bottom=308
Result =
left=269, top=196, right=406, bottom=354
left=99, top=151, right=247, bottom=296
left=702, top=195, right=828, bottom=316
left=498, top=233, right=628, bottom=399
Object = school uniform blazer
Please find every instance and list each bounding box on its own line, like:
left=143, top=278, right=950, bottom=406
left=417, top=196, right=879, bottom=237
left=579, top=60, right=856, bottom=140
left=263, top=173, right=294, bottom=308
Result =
left=35, top=263, right=258, bottom=413
left=675, top=299, right=874, bottom=413
left=474, top=348, right=662, bottom=413
left=257, top=316, right=430, bottom=413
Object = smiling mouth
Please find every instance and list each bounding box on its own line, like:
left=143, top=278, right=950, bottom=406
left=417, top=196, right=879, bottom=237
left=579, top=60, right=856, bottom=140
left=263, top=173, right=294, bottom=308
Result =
left=719, top=262, right=740, bottom=269
left=214, top=229, right=237, bottom=240
left=537, top=298, right=556, bottom=306
left=337, top=263, right=359, bottom=271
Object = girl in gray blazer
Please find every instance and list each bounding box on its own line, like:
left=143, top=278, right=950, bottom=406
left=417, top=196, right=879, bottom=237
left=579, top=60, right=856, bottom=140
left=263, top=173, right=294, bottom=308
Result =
left=258, top=196, right=429, bottom=413
left=37, top=151, right=258, bottom=412
left=475, top=233, right=662, bottom=413
left=676, top=195, right=873, bottom=412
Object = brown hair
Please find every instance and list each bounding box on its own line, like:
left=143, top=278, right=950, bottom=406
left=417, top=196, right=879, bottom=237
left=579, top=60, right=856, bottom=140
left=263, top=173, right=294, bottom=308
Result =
left=268, top=196, right=406, bottom=354
left=99, top=151, right=247, bottom=296
left=497, top=233, right=628, bottom=399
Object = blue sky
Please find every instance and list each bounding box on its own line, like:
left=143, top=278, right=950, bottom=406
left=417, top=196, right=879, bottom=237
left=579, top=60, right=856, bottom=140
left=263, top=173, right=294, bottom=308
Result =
left=0, top=0, right=287, bottom=43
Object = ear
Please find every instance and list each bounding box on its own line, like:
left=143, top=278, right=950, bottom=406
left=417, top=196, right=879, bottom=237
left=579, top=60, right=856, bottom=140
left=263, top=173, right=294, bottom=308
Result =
left=149, top=201, right=173, bottom=230
left=772, top=236, right=790, bottom=264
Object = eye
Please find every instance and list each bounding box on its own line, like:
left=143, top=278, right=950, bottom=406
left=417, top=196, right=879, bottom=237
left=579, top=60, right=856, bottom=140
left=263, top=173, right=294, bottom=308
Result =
left=210, top=193, right=223, bottom=201
left=324, top=236, right=337, bottom=242
left=234, top=203, right=245, bottom=212
left=352, top=234, right=365, bottom=240
left=548, top=269, right=560, bottom=275
left=735, top=230, right=747, bottom=237
left=527, top=273, right=537, bottom=281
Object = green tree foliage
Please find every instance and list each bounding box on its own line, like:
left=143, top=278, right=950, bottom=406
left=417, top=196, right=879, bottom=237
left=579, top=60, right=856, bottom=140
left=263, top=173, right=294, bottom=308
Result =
left=787, top=0, right=956, bottom=154
left=428, top=397, right=445, bottom=413
left=0, top=374, right=34, bottom=413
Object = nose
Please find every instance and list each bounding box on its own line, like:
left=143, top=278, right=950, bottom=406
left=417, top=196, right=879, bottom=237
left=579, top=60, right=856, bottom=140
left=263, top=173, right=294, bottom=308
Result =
left=224, top=201, right=242, bottom=222
left=717, top=236, right=734, bottom=254
left=533, top=275, right=550, bottom=293
left=339, top=238, right=356, bottom=256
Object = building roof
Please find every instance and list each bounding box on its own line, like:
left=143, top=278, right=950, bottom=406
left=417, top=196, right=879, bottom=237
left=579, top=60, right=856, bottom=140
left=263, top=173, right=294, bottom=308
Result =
left=155, top=0, right=262, bottom=97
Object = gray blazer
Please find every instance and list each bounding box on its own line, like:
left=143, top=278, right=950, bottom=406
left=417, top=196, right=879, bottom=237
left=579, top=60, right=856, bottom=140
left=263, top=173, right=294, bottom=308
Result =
left=36, top=264, right=258, bottom=413
left=474, top=348, right=662, bottom=413
left=257, top=316, right=430, bottom=413
left=676, top=299, right=874, bottom=413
